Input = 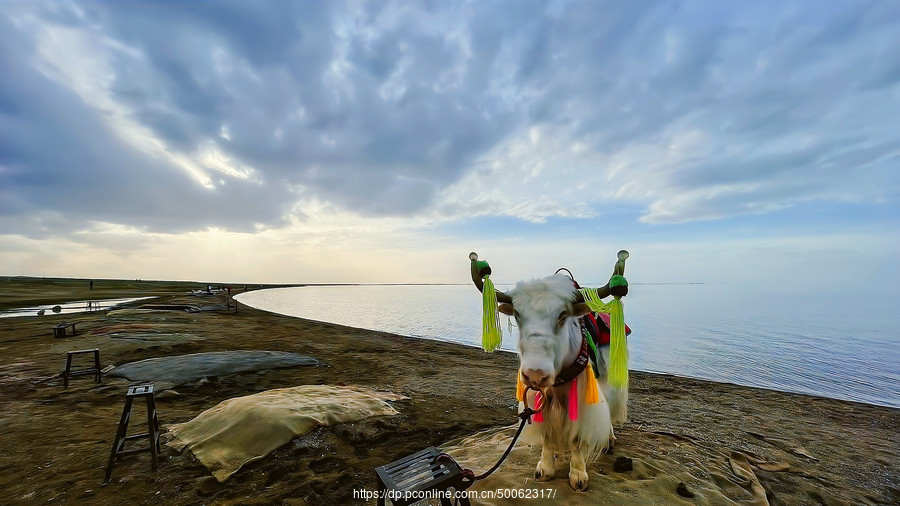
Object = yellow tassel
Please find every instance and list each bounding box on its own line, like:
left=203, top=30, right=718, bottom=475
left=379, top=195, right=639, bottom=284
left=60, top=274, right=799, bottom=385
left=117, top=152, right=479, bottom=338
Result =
left=578, top=288, right=629, bottom=388
left=584, top=368, right=600, bottom=404
left=579, top=287, right=611, bottom=312
left=481, top=275, right=502, bottom=352
left=608, top=297, right=629, bottom=388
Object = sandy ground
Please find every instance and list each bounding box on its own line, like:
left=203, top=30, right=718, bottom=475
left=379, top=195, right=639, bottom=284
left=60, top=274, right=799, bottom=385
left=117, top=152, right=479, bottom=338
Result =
left=0, top=278, right=897, bottom=505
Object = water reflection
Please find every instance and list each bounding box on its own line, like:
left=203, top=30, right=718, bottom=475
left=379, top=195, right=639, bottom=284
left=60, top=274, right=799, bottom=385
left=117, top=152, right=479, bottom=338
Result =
left=0, top=297, right=155, bottom=318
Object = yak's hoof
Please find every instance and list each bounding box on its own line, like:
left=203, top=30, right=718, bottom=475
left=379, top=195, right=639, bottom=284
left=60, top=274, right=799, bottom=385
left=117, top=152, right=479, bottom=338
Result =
left=569, top=478, right=589, bottom=492
left=535, top=469, right=554, bottom=481
left=535, top=466, right=554, bottom=482
left=569, top=470, right=589, bottom=492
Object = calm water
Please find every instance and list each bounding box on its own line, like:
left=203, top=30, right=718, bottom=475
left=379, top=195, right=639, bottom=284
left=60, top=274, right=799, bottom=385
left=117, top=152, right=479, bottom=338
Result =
left=236, top=284, right=899, bottom=408
left=0, top=296, right=155, bottom=318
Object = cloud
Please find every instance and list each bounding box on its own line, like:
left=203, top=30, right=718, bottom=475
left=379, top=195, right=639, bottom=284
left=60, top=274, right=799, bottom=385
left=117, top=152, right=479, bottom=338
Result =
left=436, top=0, right=900, bottom=224
left=1, top=0, right=899, bottom=242
left=0, top=10, right=291, bottom=234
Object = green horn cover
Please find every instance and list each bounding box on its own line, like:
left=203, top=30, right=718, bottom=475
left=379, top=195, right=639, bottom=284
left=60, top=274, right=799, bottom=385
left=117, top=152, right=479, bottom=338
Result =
left=609, top=274, right=628, bottom=297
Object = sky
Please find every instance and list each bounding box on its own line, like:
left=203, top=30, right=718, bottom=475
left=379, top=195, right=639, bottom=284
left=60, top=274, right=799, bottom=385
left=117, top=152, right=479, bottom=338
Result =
left=1, top=0, right=898, bottom=292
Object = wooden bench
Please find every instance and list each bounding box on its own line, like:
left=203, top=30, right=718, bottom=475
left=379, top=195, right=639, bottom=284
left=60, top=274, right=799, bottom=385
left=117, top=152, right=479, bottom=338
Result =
left=53, top=321, right=80, bottom=338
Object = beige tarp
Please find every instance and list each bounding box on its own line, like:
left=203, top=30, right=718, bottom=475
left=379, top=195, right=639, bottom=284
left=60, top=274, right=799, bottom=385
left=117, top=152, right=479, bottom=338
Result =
left=166, top=385, right=404, bottom=481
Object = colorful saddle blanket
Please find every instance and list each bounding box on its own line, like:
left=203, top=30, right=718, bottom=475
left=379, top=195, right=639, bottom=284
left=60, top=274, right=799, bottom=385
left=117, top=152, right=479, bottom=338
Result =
left=582, top=312, right=632, bottom=347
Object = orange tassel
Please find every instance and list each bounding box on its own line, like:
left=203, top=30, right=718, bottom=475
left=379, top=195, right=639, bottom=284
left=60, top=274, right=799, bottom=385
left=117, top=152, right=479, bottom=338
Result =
left=584, top=369, right=600, bottom=404
left=516, top=370, right=526, bottom=402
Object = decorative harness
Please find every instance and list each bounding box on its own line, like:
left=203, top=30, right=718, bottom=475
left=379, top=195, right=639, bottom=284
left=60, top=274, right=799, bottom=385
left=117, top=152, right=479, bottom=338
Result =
left=518, top=276, right=632, bottom=423
left=523, top=329, right=594, bottom=424
left=553, top=335, right=591, bottom=387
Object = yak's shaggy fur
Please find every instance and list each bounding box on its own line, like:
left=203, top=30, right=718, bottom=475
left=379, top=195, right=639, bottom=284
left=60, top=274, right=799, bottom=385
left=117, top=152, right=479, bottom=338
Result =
left=508, top=274, right=622, bottom=490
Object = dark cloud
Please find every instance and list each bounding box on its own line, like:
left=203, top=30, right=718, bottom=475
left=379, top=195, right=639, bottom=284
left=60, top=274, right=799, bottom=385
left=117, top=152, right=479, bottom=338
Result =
left=0, top=12, right=290, bottom=234
left=1, top=0, right=899, bottom=237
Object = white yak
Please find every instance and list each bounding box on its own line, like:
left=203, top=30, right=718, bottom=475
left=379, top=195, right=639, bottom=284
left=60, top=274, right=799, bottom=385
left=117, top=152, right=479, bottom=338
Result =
left=470, top=252, right=629, bottom=492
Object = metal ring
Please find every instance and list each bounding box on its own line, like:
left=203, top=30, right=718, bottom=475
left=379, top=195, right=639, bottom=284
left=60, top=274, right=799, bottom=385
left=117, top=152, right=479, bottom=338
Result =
left=524, top=385, right=545, bottom=413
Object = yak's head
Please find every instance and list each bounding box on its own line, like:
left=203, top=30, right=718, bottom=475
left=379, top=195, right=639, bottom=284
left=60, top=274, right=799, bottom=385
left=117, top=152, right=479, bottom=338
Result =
left=500, top=275, right=590, bottom=388
left=469, top=251, right=628, bottom=389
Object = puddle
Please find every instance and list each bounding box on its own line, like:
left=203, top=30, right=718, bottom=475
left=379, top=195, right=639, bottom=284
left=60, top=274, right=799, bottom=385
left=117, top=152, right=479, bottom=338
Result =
left=0, top=297, right=156, bottom=318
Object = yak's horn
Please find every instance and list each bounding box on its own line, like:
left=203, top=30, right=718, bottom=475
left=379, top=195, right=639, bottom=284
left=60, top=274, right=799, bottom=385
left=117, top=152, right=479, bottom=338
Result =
left=469, top=252, right=513, bottom=304
left=574, top=249, right=629, bottom=303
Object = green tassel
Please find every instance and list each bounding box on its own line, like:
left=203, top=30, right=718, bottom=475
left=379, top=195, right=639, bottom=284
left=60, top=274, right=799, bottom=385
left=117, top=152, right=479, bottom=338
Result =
left=584, top=326, right=601, bottom=378
left=607, top=297, right=628, bottom=388
left=481, top=275, right=502, bottom=352
left=579, top=287, right=608, bottom=312
left=578, top=286, right=629, bottom=388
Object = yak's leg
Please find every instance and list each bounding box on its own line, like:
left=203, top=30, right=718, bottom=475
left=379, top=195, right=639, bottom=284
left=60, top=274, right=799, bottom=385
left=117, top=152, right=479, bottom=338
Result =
left=568, top=443, right=589, bottom=492
left=534, top=434, right=556, bottom=481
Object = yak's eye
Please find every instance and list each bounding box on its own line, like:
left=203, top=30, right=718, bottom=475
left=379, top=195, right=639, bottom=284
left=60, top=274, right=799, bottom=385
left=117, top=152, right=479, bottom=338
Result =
left=557, top=311, right=567, bottom=321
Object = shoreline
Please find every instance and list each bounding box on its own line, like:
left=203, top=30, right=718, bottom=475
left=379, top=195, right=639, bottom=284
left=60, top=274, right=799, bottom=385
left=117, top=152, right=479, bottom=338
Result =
left=0, top=279, right=897, bottom=504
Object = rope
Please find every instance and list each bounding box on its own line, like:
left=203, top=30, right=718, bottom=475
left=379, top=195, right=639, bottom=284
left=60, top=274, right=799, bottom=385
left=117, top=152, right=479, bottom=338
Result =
left=434, top=387, right=544, bottom=489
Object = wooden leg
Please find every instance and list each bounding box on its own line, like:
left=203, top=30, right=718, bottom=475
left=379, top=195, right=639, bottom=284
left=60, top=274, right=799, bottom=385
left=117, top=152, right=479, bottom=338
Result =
left=63, top=353, right=73, bottom=388
left=146, top=396, right=158, bottom=471
left=93, top=350, right=101, bottom=383
left=150, top=396, right=161, bottom=453
left=104, top=397, right=133, bottom=483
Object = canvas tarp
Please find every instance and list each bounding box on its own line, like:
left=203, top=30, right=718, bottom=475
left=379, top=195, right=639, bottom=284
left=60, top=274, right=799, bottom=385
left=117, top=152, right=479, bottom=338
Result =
left=166, top=385, right=404, bottom=481
left=107, top=351, right=318, bottom=390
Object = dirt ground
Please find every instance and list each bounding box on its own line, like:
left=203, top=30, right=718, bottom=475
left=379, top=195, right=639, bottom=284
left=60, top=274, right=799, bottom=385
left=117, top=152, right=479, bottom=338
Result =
left=0, top=277, right=897, bottom=505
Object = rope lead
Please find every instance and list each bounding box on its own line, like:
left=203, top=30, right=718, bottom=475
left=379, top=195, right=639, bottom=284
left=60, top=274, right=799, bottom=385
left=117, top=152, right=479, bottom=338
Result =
left=434, top=387, right=543, bottom=489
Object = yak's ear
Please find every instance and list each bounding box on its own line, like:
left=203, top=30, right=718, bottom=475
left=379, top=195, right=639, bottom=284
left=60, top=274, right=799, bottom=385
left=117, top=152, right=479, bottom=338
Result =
left=571, top=303, right=591, bottom=317
left=498, top=303, right=515, bottom=315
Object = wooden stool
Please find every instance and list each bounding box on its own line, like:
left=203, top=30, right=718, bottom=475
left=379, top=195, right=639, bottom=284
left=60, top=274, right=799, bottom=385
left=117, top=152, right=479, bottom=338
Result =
left=63, top=349, right=101, bottom=388
left=375, top=446, right=471, bottom=506
left=53, top=321, right=79, bottom=338
left=104, top=385, right=161, bottom=483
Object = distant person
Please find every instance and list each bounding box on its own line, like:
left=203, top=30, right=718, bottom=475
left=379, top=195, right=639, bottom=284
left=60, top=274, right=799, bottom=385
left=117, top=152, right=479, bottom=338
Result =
left=89, top=280, right=93, bottom=290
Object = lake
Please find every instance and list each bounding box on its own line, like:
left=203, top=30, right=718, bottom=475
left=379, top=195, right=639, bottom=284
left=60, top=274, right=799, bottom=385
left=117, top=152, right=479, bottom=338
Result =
left=236, top=284, right=899, bottom=408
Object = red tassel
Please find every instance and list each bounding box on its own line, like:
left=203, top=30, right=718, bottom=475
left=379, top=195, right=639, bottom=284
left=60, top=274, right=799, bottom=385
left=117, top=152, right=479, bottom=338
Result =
left=568, top=377, right=578, bottom=421
left=532, top=391, right=544, bottom=423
